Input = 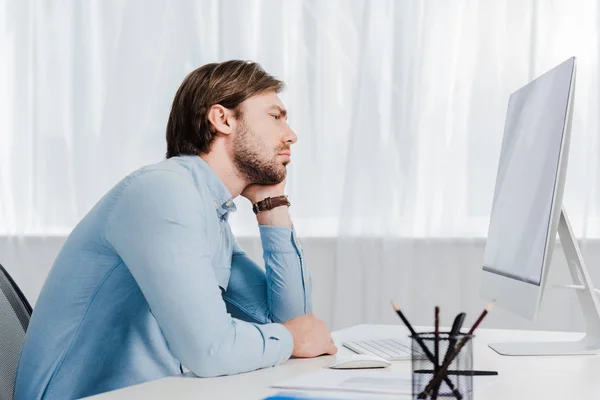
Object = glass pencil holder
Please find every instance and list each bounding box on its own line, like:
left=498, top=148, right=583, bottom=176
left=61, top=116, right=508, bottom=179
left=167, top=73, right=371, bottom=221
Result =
left=410, top=332, right=474, bottom=400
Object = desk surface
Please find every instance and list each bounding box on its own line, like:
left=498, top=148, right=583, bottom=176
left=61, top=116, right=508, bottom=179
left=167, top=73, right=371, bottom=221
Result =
left=87, top=324, right=600, bottom=399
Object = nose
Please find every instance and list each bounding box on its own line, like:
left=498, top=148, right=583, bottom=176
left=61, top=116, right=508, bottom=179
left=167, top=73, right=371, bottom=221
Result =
left=283, top=123, right=298, bottom=145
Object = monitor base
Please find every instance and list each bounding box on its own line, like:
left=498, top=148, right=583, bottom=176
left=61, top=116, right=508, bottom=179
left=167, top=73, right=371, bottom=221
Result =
left=491, top=209, right=600, bottom=356
left=489, top=335, right=600, bottom=356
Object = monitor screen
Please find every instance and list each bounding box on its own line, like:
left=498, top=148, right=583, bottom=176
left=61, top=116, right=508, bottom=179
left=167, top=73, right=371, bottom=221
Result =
left=482, top=58, right=574, bottom=285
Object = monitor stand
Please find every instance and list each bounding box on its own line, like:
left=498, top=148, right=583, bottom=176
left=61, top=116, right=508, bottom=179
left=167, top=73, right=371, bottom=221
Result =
left=489, top=208, right=600, bottom=356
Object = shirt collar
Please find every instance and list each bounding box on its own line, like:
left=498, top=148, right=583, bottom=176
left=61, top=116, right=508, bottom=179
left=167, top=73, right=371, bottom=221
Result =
left=186, top=155, right=237, bottom=219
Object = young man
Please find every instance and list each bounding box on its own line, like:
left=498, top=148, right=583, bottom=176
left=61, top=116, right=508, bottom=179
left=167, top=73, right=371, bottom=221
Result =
left=14, top=60, right=337, bottom=400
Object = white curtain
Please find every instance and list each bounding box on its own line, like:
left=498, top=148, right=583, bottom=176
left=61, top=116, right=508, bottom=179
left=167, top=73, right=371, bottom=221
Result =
left=0, top=0, right=362, bottom=237
left=332, top=0, right=600, bottom=330
left=2, top=0, right=600, bottom=331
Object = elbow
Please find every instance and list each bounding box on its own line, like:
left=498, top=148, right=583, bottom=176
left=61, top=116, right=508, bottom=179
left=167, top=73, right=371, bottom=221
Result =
left=175, top=319, right=274, bottom=377
left=186, top=356, right=228, bottom=378
left=182, top=344, right=234, bottom=378
left=181, top=336, right=248, bottom=378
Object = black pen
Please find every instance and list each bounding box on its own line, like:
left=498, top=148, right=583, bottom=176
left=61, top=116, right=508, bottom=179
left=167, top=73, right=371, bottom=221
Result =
left=414, top=369, right=498, bottom=376
left=447, top=313, right=466, bottom=352
left=445, top=313, right=467, bottom=372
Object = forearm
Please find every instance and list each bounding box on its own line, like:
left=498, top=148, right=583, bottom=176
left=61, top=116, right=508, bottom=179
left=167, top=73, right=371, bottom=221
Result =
left=186, top=318, right=293, bottom=377
left=244, top=187, right=312, bottom=319
left=260, top=224, right=313, bottom=322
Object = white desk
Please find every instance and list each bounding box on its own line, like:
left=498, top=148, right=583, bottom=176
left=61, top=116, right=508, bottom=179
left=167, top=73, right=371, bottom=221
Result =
left=87, top=324, right=600, bottom=399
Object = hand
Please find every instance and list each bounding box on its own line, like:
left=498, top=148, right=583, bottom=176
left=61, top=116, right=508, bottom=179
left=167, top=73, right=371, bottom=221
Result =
left=281, top=313, right=338, bottom=358
left=241, top=179, right=286, bottom=204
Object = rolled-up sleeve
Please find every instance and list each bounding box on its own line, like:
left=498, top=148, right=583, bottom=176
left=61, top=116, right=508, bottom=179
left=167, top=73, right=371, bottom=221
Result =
left=105, top=170, right=293, bottom=377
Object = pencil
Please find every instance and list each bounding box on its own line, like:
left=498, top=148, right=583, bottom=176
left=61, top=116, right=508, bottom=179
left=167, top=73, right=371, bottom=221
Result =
left=391, top=302, right=463, bottom=400
left=432, top=306, right=440, bottom=399
left=467, top=302, right=493, bottom=334
left=418, top=302, right=495, bottom=399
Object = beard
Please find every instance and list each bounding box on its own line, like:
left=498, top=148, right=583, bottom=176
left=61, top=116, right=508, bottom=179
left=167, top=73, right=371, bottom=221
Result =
left=233, top=121, right=288, bottom=185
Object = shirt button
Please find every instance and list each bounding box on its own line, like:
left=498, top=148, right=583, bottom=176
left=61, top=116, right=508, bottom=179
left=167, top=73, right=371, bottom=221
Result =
left=225, top=200, right=233, bottom=206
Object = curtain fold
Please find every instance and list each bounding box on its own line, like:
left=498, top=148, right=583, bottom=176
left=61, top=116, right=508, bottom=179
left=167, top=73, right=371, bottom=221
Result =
left=2, top=0, right=600, bottom=330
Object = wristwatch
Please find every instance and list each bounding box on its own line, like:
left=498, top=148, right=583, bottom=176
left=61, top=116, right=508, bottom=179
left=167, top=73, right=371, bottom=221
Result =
left=252, top=195, right=290, bottom=214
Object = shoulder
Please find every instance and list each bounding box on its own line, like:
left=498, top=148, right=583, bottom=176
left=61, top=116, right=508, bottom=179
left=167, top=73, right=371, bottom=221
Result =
left=109, top=159, right=214, bottom=219
left=122, top=158, right=210, bottom=201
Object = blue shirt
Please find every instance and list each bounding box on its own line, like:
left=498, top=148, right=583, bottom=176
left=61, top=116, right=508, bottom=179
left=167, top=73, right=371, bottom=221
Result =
left=14, top=155, right=312, bottom=400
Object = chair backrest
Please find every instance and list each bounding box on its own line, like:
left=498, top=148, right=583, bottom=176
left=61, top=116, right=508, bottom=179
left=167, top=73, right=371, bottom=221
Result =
left=0, top=263, right=32, bottom=400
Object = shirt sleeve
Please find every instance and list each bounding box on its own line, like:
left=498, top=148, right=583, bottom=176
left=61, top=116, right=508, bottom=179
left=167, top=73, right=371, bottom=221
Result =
left=259, top=225, right=313, bottom=319
left=223, top=227, right=313, bottom=324
left=105, top=170, right=293, bottom=377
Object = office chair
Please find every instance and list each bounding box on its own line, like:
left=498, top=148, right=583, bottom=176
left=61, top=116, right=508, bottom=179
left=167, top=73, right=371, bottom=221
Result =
left=0, top=263, right=32, bottom=400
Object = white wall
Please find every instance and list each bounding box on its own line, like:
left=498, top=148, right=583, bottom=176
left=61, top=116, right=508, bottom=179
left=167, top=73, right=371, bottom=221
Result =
left=2, top=236, right=596, bottom=333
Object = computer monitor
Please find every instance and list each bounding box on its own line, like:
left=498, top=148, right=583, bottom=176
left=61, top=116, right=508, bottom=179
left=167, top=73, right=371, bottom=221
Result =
left=480, top=57, right=600, bottom=356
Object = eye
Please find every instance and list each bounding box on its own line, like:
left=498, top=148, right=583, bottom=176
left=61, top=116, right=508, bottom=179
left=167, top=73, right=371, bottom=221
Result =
left=272, top=114, right=281, bottom=120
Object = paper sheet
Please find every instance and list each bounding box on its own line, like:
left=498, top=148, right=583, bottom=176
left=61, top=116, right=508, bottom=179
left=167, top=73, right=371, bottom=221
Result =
left=272, top=370, right=411, bottom=396
left=272, top=369, right=497, bottom=397
left=265, top=391, right=398, bottom=399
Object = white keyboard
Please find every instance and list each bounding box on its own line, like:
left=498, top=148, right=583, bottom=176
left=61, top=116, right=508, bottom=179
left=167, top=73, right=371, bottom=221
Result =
left=342, top=338, right=413, bottom=361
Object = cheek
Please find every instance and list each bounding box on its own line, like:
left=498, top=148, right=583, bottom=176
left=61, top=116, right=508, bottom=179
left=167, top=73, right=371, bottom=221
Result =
left=251, top=133, right=276, bottom=157
left=260, top=129, right=281, bottom=151
left=245, top=119, right=281, bottom=152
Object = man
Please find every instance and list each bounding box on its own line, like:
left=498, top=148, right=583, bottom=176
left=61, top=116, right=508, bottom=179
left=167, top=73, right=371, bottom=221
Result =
left=14, top=60, right=337, bottom=400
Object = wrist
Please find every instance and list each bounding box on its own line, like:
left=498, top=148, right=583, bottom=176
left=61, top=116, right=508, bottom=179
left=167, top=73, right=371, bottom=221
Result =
left=256, top=205, right=292, bottom=227
left=281, top=321, right=297, bottom=346
left=252, top=195, right=290, bottom=215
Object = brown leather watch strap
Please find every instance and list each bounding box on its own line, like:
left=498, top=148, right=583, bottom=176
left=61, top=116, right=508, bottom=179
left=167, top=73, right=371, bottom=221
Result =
left=252, top=195, right=290, bottom=214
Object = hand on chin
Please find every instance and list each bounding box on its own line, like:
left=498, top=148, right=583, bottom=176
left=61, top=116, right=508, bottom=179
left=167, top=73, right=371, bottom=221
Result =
left=241, top=178, right=286, bottom=203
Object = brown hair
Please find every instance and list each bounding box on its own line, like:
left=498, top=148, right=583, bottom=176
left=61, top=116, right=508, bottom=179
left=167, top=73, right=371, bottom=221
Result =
left=165, top=60, right=284, bottom=158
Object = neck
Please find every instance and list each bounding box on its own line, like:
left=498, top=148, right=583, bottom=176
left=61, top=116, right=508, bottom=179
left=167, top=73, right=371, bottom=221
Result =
left=200, top=149, right=246, bottom=198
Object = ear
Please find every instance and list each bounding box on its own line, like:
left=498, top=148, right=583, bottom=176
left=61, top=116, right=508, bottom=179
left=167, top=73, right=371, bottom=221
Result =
left=207, top=105, right=235, bottom=135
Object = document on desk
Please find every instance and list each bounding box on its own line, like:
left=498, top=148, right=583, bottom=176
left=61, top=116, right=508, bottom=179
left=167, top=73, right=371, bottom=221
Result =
left=272, top=369, right=497, bottom=397
left=272, top=370, right=411, bottom=396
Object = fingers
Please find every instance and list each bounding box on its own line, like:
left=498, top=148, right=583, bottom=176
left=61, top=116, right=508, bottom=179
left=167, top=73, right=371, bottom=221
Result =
left=327, top=343, right=338, bottom=355
left=327, top=335, right=338, bottom=355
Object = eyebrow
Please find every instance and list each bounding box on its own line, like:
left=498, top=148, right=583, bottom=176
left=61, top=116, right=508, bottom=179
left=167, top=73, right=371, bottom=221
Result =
left=268, top=105, right=288, bottom=120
